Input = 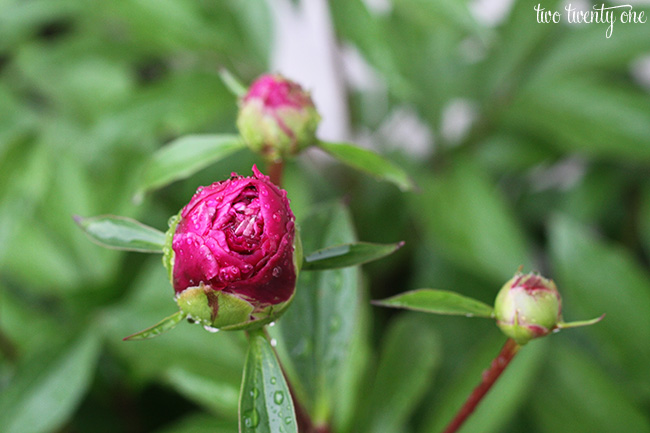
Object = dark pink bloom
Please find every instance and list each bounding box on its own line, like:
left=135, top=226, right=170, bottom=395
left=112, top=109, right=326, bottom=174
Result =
left=170, top=166, right=297, bottom=310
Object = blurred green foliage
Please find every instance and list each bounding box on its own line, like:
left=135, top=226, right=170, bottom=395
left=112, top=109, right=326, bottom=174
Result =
left=1, top=0, right=650, bottom=432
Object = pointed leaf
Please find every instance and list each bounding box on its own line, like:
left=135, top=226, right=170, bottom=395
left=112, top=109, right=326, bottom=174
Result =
left=317, top=141, right=415, bottom=191
left=373, top=289, right=494, bottom=318
left=123, top=311, right=186, bottom=341
left=302, top=241, right=404, bottom=271
left=239, top=331, right=298, bottom=433
left=219, top=68, right=247, bottom=97
left=136, top=134, right=246, bottom=197
left=74, top=214, right=166, bottom=253
left=556, top=314, right=605, bottom=330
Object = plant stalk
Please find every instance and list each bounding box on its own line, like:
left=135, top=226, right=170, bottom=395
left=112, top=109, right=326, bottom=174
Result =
left=268, top=159, right=284, bottom=187
left=441, top=338, right=521, bottom=433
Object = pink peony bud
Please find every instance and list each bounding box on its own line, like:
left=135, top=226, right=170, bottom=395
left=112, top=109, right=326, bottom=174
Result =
left=236, top=74, right=320, bottom=161
left=163, top=165, right=301, bottom=330
left=494, top=271, right=562, bottom=345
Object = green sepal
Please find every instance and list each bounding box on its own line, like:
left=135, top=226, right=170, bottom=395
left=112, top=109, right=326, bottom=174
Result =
left=556, top=314, right=605, bottom=330
left=175, top=285, right=255, bottom=330
left=123, top=311, right=186, bottom=341
left=302, top=241, right=404, bottom=271
left=162, top=212, right=180, bottom=284
left=373, top=289, right=495, bottom=318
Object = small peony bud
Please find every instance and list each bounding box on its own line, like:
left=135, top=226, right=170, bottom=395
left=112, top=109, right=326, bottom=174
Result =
left=236, top=74, right=321, bottom=161
left=163, top=165, right=300, bottom=331
left=494, top=272, right=562, bottom=345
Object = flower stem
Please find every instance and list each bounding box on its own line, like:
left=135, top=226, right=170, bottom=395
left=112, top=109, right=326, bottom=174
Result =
left=268, top=159, right=284, bottom=187
left=441, top=338, right=521, bottom=433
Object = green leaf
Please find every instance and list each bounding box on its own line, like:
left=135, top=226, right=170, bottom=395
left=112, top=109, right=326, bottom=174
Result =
left=317, top=141, right=415, bottom=191
left=239, top=331, right=298, bottom=433
left=154, top=414, right=237, bottom=433
left=164, top=367, right=239, bottom=417
left=359, top=314, right=441, bottom=433
left=275, top=203, right=362, bottom=424
left=218, top=68, right=247, bottom=97
left=74, top=214, right=166, bottom=253
left=0, top=330, right=102, bottom=433
left=123, top=310, right=186, bottom=341
left=412, top=159, right=532, bottom=282
left=302, top=241, right=404, bottom=271
left=548, top=215, right=650, bottom=384
left=136, top=134, right=246, bottom=198
left=533, top=342, right=650, bottom=433
left=374, top=289, right=494, bottom=318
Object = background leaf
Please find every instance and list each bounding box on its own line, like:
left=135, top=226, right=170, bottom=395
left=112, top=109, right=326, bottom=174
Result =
left=0, top=329, right=101, bottom=433
left=274, top=203, right=362, bottom=425
left=137, top=134, right=246, bottom=198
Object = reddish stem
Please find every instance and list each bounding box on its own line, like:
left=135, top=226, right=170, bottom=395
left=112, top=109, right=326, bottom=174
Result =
left=268, top=160, right=284, bottom=187
left=441, top=338, right=521, bottom=433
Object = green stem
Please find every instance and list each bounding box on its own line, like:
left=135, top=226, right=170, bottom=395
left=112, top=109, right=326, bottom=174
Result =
left=441, top=338, right=521, bottom=433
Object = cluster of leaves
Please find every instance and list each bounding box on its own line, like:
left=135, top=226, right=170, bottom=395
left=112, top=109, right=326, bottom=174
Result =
left=2, top=1, right=650, bottom=433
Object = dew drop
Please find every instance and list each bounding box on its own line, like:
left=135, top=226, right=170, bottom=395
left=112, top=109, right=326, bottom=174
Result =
left=270, top=376, right=277, bottom=384
left=272, top=212, right=281, bottom=221
left=272, top=266, right=282, bottom=277
left=284, top=416, right=293, bottom=425
left=270, top=338, right=277, bottom=347
left=203, top=325, right=220, bottom=333
left=250, top=387, right=260, bottom=398
left=465, top=313, right=474, bottom=318
left=243, top=409, right=260, bottom=428
left=268, top=321, right=276, bottom=328
left=273, top=391, right=284, bottom=405
left=196, top=187, right=204, bottom=193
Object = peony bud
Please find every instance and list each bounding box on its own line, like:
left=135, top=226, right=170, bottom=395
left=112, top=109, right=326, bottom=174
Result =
left=494, top=272, right=561, bottom=345
left=236, top=74, right=321, bottom=161
left=163, top=165, right=300, bottom=331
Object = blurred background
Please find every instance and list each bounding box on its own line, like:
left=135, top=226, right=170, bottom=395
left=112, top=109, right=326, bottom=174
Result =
left=2, top=0, right=650, bottom=432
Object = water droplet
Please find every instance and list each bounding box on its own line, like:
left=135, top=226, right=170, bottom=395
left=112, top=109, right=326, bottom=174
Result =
left=465, top=313, right=474, bottom=318
left=250, top=387, right=260, bottom=398
left=273, top=390, right=284, bottom=405
left=268, top=321, right=276, bottom=327
left=272, top=266, right=282, bottom=277
left=270, top=338, right=277, bottom=347
left=203, top=325, right=220, bottom=333
left=243, top=409, right=260, bottom=428
left=272, top=212, right=281, bottom=221
left=270, top=376, right=277, bottom=384
left=552, top=328, right=561, bottom=334
left=196, top=187, right=204, bottom=193
left=284, top=416, right=293, bottom=425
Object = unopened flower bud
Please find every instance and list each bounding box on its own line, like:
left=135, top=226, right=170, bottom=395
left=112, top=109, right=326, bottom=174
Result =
left=163, top=165, right=300, bottom=331
left=494, top=272, right=561, bottom=345
left=237, top=74, right=320, bottom=161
